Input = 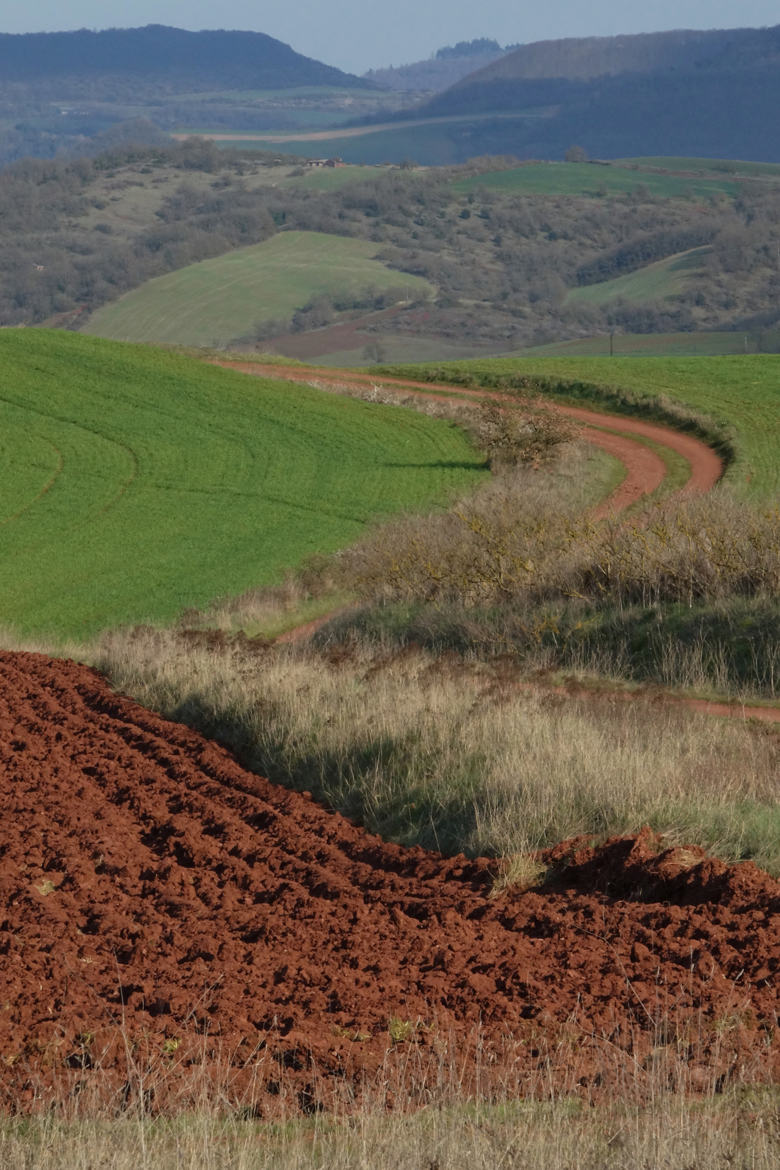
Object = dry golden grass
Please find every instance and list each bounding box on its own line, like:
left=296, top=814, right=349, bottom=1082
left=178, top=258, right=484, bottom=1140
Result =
left=1, top=1083, right=776, bottom=1169
left=1, top=1015, right=777, bottom=1168
left=92, top=631, right=780, bottom=874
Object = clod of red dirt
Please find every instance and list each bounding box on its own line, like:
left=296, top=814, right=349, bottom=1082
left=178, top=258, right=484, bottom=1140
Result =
left=0, top=651, right=777, bottom=1114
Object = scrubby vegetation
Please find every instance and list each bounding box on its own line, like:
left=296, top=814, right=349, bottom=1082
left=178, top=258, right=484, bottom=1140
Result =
left=3, top=143, right=780, bottom=358
left=337, top=487, right=779, bottom=611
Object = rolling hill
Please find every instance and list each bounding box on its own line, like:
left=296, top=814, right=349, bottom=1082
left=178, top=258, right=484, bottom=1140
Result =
left=0, top=25, right=388, bottom=166
left=400, top=25, right=780, bottom=163
left=564, top=248, right=709, bottom=309
left=364, top=39, right=510, bottom=93
left=0, top=25, right=369, bottom=92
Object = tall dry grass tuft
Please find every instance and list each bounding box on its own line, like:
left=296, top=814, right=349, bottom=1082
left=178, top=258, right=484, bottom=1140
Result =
left=0, top=1059, right=776, bottom=1168
left=92, top=631, right=780, bottom=873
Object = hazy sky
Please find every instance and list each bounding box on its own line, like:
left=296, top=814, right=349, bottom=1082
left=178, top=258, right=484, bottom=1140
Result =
left=1, top=1, right=778, bottom=73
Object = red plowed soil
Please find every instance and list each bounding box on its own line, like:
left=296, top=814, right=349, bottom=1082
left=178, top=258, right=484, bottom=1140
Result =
left=1, top=651, right=777, bottom=1113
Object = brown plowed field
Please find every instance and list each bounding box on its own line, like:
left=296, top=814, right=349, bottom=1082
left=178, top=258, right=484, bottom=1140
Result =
left=0, top=651, right=776, bottom=1114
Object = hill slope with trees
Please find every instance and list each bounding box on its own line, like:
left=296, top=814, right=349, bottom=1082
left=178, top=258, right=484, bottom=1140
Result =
left=0, top=25, right=369, bottom=92
left=364, top=39, right=511, bottom=94
left=0, top=25, right=385, bottom=167
left=2, top=143, right=780, bottom=355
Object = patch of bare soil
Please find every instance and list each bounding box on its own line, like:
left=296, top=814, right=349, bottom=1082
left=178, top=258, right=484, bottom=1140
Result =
left=0, top=651, right=776, bottom=1114
left=263, top=307, right=402, bottom=361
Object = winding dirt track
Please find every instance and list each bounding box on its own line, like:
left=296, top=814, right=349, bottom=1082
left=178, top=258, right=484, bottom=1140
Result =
left=0, top=651, right=777, bottom=1113
left=210, top=361, right=723, bottom=517
left=212, top=360, right=779, bottom=725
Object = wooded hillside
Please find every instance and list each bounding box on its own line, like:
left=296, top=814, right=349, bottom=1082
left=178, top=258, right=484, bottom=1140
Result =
left=411, top=25, right=780, bottom=162
left=0, top=25, right=369, bottom=91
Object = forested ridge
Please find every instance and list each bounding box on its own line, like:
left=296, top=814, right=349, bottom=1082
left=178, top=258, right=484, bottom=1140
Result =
left=385, top=26, right=780, bottom=164
left=0, top=26, right=368, bottom=90
left=0, top=25, right=381, bottom=168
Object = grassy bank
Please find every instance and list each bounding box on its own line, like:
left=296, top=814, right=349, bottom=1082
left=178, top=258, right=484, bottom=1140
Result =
left=1, top=1088, right=777, bottom=1169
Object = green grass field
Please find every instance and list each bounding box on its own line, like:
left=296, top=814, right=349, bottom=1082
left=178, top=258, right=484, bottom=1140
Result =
left=281, top=165, right=381, bottom=191
left=565, top=248, right=708, bottom=308
left=616, top=156, right=780, bottom=179
left=452, top=162, right=741, bottom=199
left=376, top=356, right=780, bottom=499
left=210, top=127, right=463, bottom=166
left=514, top=331, right=757, bottom=357
left=0, top=331, right=486, bottom=639
left=83, top=232, right=434, bottom=347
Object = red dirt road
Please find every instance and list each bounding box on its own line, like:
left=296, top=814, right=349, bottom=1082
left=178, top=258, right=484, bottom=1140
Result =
left=210, top=361, right=723, bottom=517
left=213, top=360, right=780, bottom=725
left=0, top=651, right=777, bottom=1112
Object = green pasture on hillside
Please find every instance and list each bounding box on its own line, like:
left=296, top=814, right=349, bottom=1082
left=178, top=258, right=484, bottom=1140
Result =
left=282, top=165, right=381, bottom=191
left=565, top=248, right=708, bottom=308
left=377, top=356, right=780, bottom=499
left=453, top=162, right=741, bottom=199
left=616, top=156, right=780, bottom=179
left=514, top=331, right=759, bottom=358
left=84, top=232, right=434, bottom=347
left=0, top=331, right=486, bottom=639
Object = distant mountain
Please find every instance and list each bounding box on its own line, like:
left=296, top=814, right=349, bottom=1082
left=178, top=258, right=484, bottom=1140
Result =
left=410, top=25, right=780, bottom=161
left=365, top=38, right=512, bottom=94
left=0, top=25, right=370, bottom=92
left=444, top=26, right=780, bottom=89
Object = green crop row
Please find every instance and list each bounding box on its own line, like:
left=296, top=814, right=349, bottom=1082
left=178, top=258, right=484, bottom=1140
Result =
left=84, top=232, right=434, bottom=348
left=0, top=331, right=486, bottom=639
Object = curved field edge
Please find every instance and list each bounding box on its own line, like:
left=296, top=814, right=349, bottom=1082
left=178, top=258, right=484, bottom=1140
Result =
left=92, top=629, right=780, bottom=876
left=0, top=331, right=486, bottom=640
left=373, top=355, right=780, bottom=499
left=228, top=361, right=721, bottom=510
